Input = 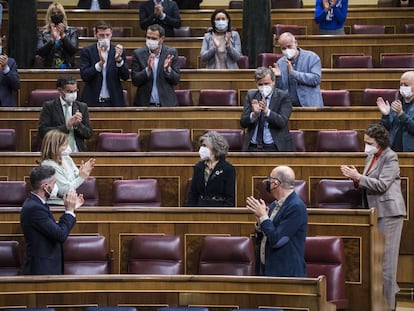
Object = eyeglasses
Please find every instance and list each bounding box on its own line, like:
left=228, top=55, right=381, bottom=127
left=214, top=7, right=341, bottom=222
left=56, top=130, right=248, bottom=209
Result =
left=268, top=176, right=281, bottom=184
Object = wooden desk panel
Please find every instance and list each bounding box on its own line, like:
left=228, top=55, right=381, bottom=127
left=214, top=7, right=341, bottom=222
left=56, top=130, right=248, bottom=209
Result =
left=0, top=274, right=335, bottom=311
left=0, top=207, right=384, bottom=311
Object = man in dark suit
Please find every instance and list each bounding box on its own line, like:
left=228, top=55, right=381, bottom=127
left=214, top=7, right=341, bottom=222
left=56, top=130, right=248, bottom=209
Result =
left=131, top=24, right=180, bottom=107
left=77, top=0, right=111, bottom=9
left=38, top=75, right=93, bottom=152
left=0, top=51, right=20, bottom=106
left=80, top=21, right=129, bottom=107
left=246, top=165, right=308, bottom=277
left=240, top=67, right=295, bottom=152
left=175, top=0, right=203, bottom=9
left=139, top=0, right=181, bottom=37
left=20, top=165, right=83, bottom=275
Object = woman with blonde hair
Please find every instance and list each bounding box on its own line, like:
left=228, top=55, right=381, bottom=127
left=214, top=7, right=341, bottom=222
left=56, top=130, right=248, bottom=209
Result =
left=185, top=131, right=236, bottom=207
left=36, top=2, right=78, bottom=68
left=40, top=129, right=95, bottom=206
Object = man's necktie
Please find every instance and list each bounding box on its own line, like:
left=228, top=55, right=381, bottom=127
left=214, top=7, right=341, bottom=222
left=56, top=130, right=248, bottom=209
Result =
left=256, top=111, right=265, bottom=145
left=64, top=103, right=76, bottom=151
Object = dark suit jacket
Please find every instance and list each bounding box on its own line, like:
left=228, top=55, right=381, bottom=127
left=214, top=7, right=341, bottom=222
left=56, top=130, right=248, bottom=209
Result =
left=131, top=45, right=180, bottom=106
left=139, top=0, right=181, bottom=37
left=175, top=0, right=202, bottom=9
left=0, top=57, right=20, bottom=107
left=36, top=27, right=78, bottom=68
left=38, top=98, right=93, bottom=151
left=77, top=0, right=111, bottom=8
left=80, top=43, right=129, bottom=107
left=240, top=88, right=295, bottom=151
left=185, top=160, right=236, bottom=207
left=20, top=193, right=76, bottom=275
left=256, top=191, right=308, bottom=277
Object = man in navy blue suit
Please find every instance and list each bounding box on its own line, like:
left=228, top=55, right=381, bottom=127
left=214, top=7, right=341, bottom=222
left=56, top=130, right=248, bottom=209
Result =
left=246, top=165, right=308, bottom=277
left=139, top=0, right=181, bottom=37
left=80, top=21, right=129, bottom=107
left=0, top=42, right=20, bottom=106
left=20, top=165, right=84, bottom=275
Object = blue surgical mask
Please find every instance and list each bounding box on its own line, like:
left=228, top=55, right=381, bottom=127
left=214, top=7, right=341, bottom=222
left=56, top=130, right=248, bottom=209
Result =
left=215, top=20, right=228, bottom=32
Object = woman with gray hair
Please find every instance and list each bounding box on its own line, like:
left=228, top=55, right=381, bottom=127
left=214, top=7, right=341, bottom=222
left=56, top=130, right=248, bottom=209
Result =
left=185, top=131, right=236, bottom=207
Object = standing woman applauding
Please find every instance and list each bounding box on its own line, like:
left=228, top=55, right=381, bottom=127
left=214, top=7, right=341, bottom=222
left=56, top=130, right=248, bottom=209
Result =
left=200, top=9, right=241, bottom=69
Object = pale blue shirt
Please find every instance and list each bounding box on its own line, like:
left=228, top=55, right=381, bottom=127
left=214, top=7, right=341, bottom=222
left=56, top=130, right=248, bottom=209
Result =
left=90, top=0, right=101, bottom=10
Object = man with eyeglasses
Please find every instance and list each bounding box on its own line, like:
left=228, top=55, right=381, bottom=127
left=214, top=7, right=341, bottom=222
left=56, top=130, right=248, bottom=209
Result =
left=246, top=165, right=308, bottom=277
left=38, top=75, right=93, bottom=152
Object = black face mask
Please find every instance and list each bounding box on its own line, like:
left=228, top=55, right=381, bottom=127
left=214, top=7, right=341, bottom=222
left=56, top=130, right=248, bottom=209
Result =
left=51, top=13, right=64, bottom=24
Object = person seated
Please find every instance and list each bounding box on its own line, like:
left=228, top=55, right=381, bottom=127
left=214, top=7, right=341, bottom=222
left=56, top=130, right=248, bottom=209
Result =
left=77, top=0, right=111, bottom=9
left=36, top=2, right=78, bottom=68
left=185, top=131, right=236, bottom=207
left=200, top=9, right=241, bottom=69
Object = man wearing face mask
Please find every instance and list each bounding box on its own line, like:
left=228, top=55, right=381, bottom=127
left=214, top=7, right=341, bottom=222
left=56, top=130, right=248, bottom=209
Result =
left=131, top=24, right=180, bottom=107
left=246, top=165, right=308, bottom=277
left=139, top=0, right=181, bottom=37
left=80, top=21, right=129, bottom=107
left=38, top=76, right=93, bottom=152
left=377, top=70, right=414, bottom=152
left=20, top=165, right=84, bottom=275
left=272, top=32, right=323, bottom=108
left=340, top=124, right=406, bottom=311
left=240, top=67, right=295, bottom=152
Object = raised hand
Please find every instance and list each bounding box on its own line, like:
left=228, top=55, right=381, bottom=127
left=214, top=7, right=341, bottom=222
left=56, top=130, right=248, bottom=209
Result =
left=376, top=97, right=391, bottom=115
left=164, top=54, right=174, bottom=71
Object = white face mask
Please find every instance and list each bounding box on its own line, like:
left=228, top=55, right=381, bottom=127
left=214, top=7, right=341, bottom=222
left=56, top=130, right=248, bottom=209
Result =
left=98, top=38, right=110, bottom=50
left=61, top=145, right=72, bottom=156
left=364, top=144, right=378, bottom=155
left=64, top=92, right=77, bottom=104
left=215, top=20, right=228, bottom=32
left=198, top=146, right=211, bottom=160
left=400, top=86, right=413, bottom=99
left=45, top=183, right=59, bottom=199
left=282, top=48, right=296, bottom=60
left=146, top=39, right=159, bottom=51
left=258, top=85, right=273, bottom=99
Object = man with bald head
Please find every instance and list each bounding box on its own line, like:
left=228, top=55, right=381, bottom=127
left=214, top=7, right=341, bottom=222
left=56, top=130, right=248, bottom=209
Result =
left=377, top=70, right=414, bottom=152
left=272, top=32, right=323, bottom=108
left=246, top=165, right=308, bottom=277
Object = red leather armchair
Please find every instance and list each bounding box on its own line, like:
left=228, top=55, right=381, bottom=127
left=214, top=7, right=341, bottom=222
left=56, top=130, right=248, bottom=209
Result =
left=206, top=129, right=244, bottom=151
left=112, top=179, right=162, bottom=207
left=0, top=240, right=21, bottom=275
left=29, top=89, right=60, bottom=107
left=0, top=181, right=27, bottom=207
left=315, top=130, right=360, bottom=152
left=289, top=129, right=306, bottom=152
left=256, top=53, right=283, bottom=68
left=76, top=177, right=99, bottom=206
left=362, top=88, right=399, bottom=106
left=321, top=89, right=351, bottom=107
left=380, top=54, right=414, bottom=68
left=175, top=89, right=194, bottom=106
left=315, top=179, right=363, bottom=209
left=148, top=129, right=193, bottom=152
left=335, top=55, right=373, bottom=68
left=96, top=132, right=140, bottom=152
left=198, top=89, right=238, bottom=106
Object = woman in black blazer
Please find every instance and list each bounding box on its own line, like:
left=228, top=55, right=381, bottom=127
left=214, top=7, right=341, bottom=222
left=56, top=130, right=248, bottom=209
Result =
left=186, top=131, right=236, bottom=207
left=77, top=0, right=111, bottom=9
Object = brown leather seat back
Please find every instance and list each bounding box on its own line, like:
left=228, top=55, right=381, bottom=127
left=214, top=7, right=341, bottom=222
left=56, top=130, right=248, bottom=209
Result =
left=198, top=89, right=238, bottom=106
left=112, top=179, right=161, bottom=207
left=0, top=181, right=27, bottom=206
left=96, top=132, right=140, bottom=152
left=76, top=177, right=99, bottom=206
left=315, top=130, right=360, bottom=152
left=321, top=89, right=351, bottom=107
left=148, top=129, right=193, bottom=152
left=0, top=240, right=21, bottom=276
left=316, top=179, right=363, bottom=209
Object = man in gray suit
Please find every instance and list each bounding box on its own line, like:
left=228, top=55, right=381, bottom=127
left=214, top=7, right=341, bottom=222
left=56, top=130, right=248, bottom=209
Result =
left=240, top=67, right=295, bottom=152
left=273, top=32, right=324, bottom=108
left=131, top=24, right=180, bottom=107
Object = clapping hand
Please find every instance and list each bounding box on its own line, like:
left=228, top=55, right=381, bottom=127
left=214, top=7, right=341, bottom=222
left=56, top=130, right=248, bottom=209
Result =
left=63, top=189, right=84, bottom=212
left=115, top=44, right=124, bottom=62
left=246, top=196, right=268, bottom=220
left=164, top=54, right=174, bottom=71
left=376, top=97, right=391, bottom=115
left=391, top=99, right=403, bottom=116
left=79, top=158, right=96, bottom=179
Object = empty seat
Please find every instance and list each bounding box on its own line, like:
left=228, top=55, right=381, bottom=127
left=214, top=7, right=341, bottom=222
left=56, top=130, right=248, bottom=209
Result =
left=404, top=23, right=414, bottom=33
left=63, top=235, right=111, bottom=274
left=128, top=235, right=183, bottom=274
left=228, top=0, right=243, bottom=8
left=305, top=236, right=348, bottom=310
left=112, top=179, right=162, bottom=206
left=198, top=236, right=255, bottom=276
left=362, top=88, right=399, bottom=106
left=351, top=24, right=386, bottom=34
left=148, top=129, right=193, bottom=152
left=335, top=55, right=373, bottom=68
left=0, top=181, right=27, bottom=207
left=75, top=26, right=88, bottom=37
left=84, top=307, right=137, bottom=311
left=380, top=54, right=414, bottom=68
left=205, top=129, right=244, bottom=151
left=29, top=89, right=60, bottom=107
left=0, top=129, right=17, bottom=151
left=237, top=55, right=249, bottom=69
left=76, top=177, right=99, bottom=206
left=111, top=27, right=132, bottom=37
left=315, top=130, right=360, bottom=152
left=175, top=89, right=193, bottom=106
left=198, top=89, right=237, bottom=106
left=271, top=0, right=303, bottom=8
left=272, top=24, right=306, bottom=37
left=321, top=89, right=351, bottom=107
left=96, top=132, right=140, bottom=152
left=0, top=240, right=21, bottom=275
left=315, top=179, right=363, bottom=209
left=178, top=55, right=188, bottom=68
left=257, top=53, right=283, bottom=68
left=174, top=26, right=191, bottom=37
left=289, top=129, right=306, bottom=152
